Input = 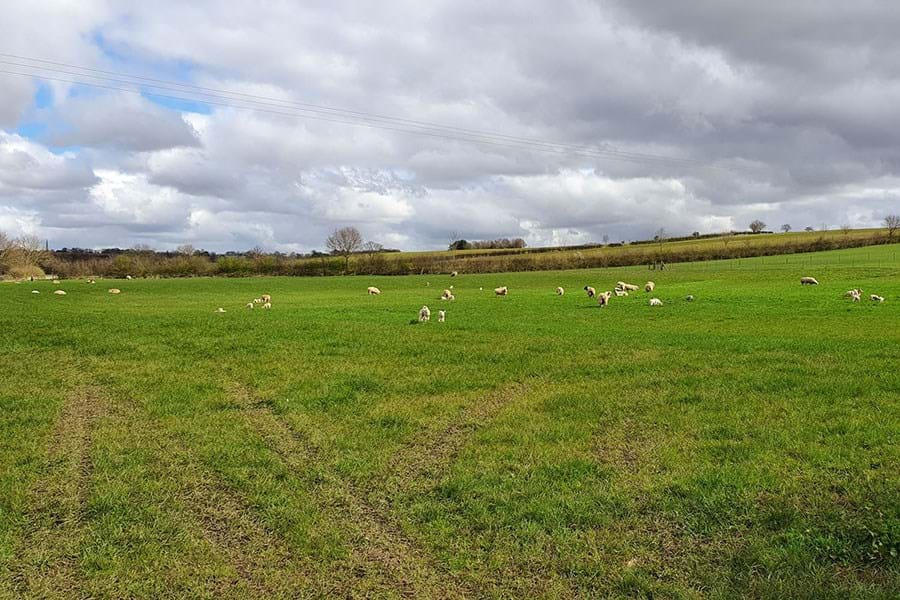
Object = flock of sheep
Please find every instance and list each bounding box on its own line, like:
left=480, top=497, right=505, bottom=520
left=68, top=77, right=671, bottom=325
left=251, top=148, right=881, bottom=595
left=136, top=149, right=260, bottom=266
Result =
left=800, top=276, right=886, bottom=303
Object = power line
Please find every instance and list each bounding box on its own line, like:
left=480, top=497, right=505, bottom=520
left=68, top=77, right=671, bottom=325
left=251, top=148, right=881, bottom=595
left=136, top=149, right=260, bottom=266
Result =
left=0, top=53, right=743, bottom=172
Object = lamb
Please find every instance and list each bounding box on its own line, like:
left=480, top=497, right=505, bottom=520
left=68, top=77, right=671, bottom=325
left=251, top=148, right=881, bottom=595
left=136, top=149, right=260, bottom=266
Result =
left=800, top=277, right=819, bottom=285
left=261, top=294, right=271, bottom=303
left=556, top=287, right=565, bottom=296
left=262, top=302, right=272, bottom=309
left=649, top=298, right=663, bottom=306
left=53, top=290, right=66, bottom=295
left=685, top=295, right=695, bottom=302
left=441, top=288, right=453, bottom=299
left=419, top=305, right=431, bottom=322
left=215, top=307, right=226, bottom=313
left=645, top=281, right=656, bottom=293
left=438, top=310, right=446, bottom=322
left=253, top=298, right=262, bottom=304
left=450, top=271, right=458, bottom=277
left=494, top=286, right=508, bottom=296
left=850, top=291, right=861, bottom=303
left=367, top=286, right=381, bottom=295
left=125, top=275, right=133, bottom=280
left=246, top=302, right=254, bottom=309
left=597, top=291, right=612, bottom=307
left=87, top=279, right=96, bottom=284
left=871, top=295, right=885, bottom=303
left=108, top=288, right=121, bottom=294
left=844, top=288, right=863, bottom=297
left=583, top=286, right=596, bottom=298
left=614, top=289, right=628, bottom=297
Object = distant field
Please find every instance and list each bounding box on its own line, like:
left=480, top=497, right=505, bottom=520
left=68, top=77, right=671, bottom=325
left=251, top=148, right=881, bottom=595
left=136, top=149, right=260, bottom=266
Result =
left=1, top=245, right=898, bottom=598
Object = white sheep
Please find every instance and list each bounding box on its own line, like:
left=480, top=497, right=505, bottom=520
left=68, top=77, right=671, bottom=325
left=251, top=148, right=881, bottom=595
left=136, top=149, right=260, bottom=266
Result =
left=125, top=275, right=133, bottom=280
left=583, top=286, right=596, bottom=298
left=598, top=291, right=612, bottom=307
left=450, top=271, right=458, bottom=277
left=850, top=292, right=861, bottom=303
left=108, top=288, right=121, bottom=295
left=645, top=281, right=656, bottom=293
left=215, top=307, right=226, bottom=313
left=246, top=302, right=254, bottom=309
left=53, top=290, right=66, bottom=296
left=438, top=310, right=446, bottom=322
left=800, top=277, right=819, bottom=285
left=871, top=295, right=885, bottom=303
left=31, top=290, right=40, bottom=294
left=556, top=287, right=565, bottom=296
left=845, top=288, right=863, bottom=297
left=649, top=298, right=663, bottom=306
left=367, top=286, right=381, bottom=295
left=419, top=305, right=431, bottom=322
left=614, top=289, right=628, bottom=297
left=617, top=282, right=640, bottom=292
left=494, top=286, right=508, bottom=296
left=441, top=288, right=453, bottom=299
left=253, top=298, right=262, bottom=304
left=685, top=295, right=695, bottom=302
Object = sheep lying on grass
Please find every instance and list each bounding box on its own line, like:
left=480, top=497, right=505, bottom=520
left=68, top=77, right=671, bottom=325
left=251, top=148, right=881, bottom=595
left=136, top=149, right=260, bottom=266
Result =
left=649, top=298, right=663, bottom=306
left=31, top=290, right=40, bottom=294
left=556, top=287, right=565, bottom=296
left=367, top=286, right=381, bottom=295
left=438, top=310, right=446, bottom=322
left=53, top=290, right=66, bottom=296
left=584, top=286, right=596, bottom=298
left=215, top=307, right=226, bottom=313
left=616, top=282, right=640, bottom=292
left=419, top=305, right=431, bottom=322
left=645, top=281, right=656, bottom=292
left=871, top=295, right=885, bottom=303
left=597, top=291, right=612, bottom=307
left=108, top=288, right=121, bottom=295
left=494, top=286, right=508, bottom=296
left=441, top=288, right=454, bottom=300
left=614, top=289, right=628, bottom=297
left=800, top=277, right=819, bottom=285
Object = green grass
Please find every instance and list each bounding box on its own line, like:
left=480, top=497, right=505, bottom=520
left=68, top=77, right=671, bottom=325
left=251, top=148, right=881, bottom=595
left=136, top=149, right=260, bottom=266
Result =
left=1, top=245, right=898, bottom=598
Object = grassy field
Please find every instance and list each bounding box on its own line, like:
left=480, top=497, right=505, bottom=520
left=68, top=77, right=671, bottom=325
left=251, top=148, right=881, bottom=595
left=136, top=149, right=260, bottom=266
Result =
left=1, top=245, right=898, bottom=598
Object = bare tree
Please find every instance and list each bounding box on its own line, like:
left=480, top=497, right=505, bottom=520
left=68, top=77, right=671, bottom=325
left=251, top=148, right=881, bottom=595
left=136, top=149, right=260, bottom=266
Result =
left=885, top=214, right=900, bottom=238
left=326, top=226, right=364, bottom=272
left=749, top=220, right=766, bottom=233
left=840, top=224, right=851, bottom=236
left=363, top=240, right=384, bottom=253
left=15, top=234, right=48, bottom=265
left=781, top=224, right=791, bottom=233
left=176, top=244, right=196, bottom=256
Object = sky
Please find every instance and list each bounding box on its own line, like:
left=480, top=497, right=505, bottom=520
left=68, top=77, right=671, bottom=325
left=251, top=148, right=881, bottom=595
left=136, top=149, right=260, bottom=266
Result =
left=1, top=1, right=899, bottom=252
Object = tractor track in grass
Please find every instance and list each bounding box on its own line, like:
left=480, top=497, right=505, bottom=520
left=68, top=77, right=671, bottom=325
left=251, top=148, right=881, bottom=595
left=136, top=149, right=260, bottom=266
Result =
left=9, top=388, right=106, bottom=598
left=231, top=384, right=512, bottom=599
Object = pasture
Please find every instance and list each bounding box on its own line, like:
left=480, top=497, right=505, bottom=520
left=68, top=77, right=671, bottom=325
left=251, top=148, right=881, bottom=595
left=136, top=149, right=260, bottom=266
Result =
left=1, top=245, right=898, bottom=598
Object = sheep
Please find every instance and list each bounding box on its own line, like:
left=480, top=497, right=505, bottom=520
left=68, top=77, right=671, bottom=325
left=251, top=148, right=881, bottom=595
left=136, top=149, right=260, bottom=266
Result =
left=253, top=298, right=263, bottom=304
left=215, top=307, right=226, bottom=313
left=261, top=294, right=272, bottom=303
left=556, top=286, right=565, bottom=296
left=479, top=287, right=483, bottom=291
left=800, top=277, right=819, bottom=285
left=850, top=292, right=861, bottom=303
left=246, top=302, right=254, bottom=309
left=262, top=302, right=272, bottom=310
left=87, top=279, right=96, bottom=284
left=53, top=290, right=66, bottom=295
left=871, top=295, right=885, bottom=303
left=419, top=305, right=431, bottom=322
left=494, top=286, right=508, bottom=296
left=584, top=286, right=596, bottom=298
left=441, top=288, right=453, bottom=299
left=438, top=310, right=446, bottom=322
left=645, top=281, right=656, bottom=293
left=597, top=291, right=612, bottom=307
left=450, top=271, right=458, bottom=277
left=616, top=282, right=640, bottom=292
left=685, top=295, right=695, bottom=302
left=125, top=275, right=133, bottom=280
left=367, top=286, right=381, bottom=295
left=52, top=280, right=60, bottom=284
left=108, top=288, right=121, bottom=295
left=614, top=289, right=629, bottom=297
left=649, top=298, right=663, bottom=306
left=31, top=290, right=40, bottom=294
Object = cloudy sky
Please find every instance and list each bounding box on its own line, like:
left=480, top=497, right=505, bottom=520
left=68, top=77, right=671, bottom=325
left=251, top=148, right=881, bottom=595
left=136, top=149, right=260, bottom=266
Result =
left=1, top=1, right=899, bottom=252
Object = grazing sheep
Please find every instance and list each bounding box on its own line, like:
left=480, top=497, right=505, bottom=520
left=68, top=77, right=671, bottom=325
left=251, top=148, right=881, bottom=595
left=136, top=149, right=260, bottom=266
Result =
left=367, top=286, right=381, bottom=295
left=614, top=289, right=629, bottom=297
left=871, top=295, right=885, bottom=303
left=262, top=302, right=272, bottom=310
left=108, top=288, right=121, bottom=295
left=844, top=288, right=863, bottom=297
left=261, top=294, right=271, bottom=303
left=215, top=307, right=226, bottom=313
left=597, top=291, right=612, bottom=307
left=438, top=310, right=446, bottom=322
left=31, top=290, right=40, bottom=294
left=246, top=302, right=254, bottom=309
left=53, top=290, right=66, bottom=295
left=800, top=277, right=819, bottom=285
left=556, top=286, right=565, bottom=296
left=494, top=286, right=508, bottom=296
left=649, top=298, right=663, bottom=306
left=419, top=305, right=431, bottom=322
left=645, top=281, right=656, bottom=293
left=685, top=295, right=695, bottom=302
left=584, top=286, right=596, bottom=298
